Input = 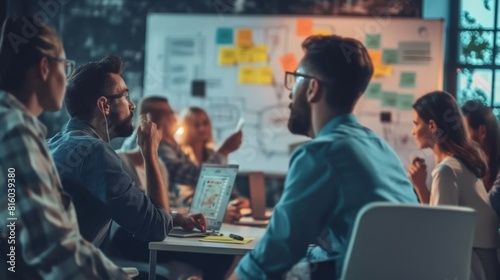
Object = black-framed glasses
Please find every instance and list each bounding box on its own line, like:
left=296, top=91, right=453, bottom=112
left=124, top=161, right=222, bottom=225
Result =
left=47, top=56, right=75, bottom=77
left=284, top=71, right=326, bottom=91
left=103, top=91, right=131, bottom=102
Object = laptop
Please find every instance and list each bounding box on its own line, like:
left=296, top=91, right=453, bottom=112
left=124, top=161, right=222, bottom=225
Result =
left=168, top=164, right=239, bottom=237
left=234, top=172, right=271, bottom=227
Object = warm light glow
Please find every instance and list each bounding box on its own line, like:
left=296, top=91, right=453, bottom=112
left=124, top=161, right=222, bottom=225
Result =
left=174, top=126, right=184, bottom=142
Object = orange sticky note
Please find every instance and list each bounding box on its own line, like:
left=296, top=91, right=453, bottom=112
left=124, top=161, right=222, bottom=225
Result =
left=296, top=19, right=313, bottom=36
left=237, top=29, right=253, bottom=47
left=256, top=66, right=273, bottom=84
left=368, top=50, right=382, bottom=65
left=279, top=53, right=298, bottom=72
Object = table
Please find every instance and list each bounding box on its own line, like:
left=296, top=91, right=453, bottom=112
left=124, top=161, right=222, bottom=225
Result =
left=148, top=224, right=266, bottom=280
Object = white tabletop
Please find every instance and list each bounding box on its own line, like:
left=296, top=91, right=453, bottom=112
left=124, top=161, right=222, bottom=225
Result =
left=149, top=224, right=266, bottom=255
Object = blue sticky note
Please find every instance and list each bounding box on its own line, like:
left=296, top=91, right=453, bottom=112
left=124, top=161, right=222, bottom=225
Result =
left=381, top=92, right=398, bottom=107
left=216, top=28, right=233, bottom=45
left=365, top=83, right=383, bottom=99
left=400, top=72, right=417, bottom=88
left=365, top=34, right=381, bottom=49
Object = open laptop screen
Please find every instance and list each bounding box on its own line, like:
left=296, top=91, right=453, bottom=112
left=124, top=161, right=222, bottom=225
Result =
left=189, top=164, right=239, bottom=231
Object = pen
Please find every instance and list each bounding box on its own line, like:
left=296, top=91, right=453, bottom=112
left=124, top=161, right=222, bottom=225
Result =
left=229, top=233, right=244, bottom=241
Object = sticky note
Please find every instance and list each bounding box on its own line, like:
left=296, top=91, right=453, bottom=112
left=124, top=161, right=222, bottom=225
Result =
left=368, top=50, right=382, bottom=65
left=218, top=47, right=236, bottom=66
left=312, top=29, right=330, bottom=35
left=364, top=83, right=383, bottom=99
left=216, top=28, right=233, bottom=44
left=374, top=65, right=392, bottom=77
left=382, top=49, right=398, bottom=64
left=236, top=29, right=253, bottom=47
left=296, top=18, right=313, bottom=36
left=381, top=92, right=398, bottom=107
left=365, top=34, right=381, bottom=49
left=400, top=72, right=416, bottom=88
left=397, top=94, right=415, bottom=110
left=279, top=53, right=298, bottom=72
left=256, top=66, right=273, bottom=84
left=252, top=45, right=268, bottom=63
left=239, top=67, right=256, bottom=84
left=236, top=47, right=253, bottom=63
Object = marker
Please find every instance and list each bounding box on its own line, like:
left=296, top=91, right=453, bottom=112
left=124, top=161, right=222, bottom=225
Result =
left=229, top=233, right=244, bottom=241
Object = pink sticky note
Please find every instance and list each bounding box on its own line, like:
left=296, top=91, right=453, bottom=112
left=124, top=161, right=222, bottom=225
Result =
left=280, top=53, right=298, bottom=72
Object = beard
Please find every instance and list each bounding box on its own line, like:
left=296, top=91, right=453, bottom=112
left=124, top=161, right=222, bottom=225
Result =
left=113, top=113, right=134, bottom=138
left=287, top=107, right=311, bottom=136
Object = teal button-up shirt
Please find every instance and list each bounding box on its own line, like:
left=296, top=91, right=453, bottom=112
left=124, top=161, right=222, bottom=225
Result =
left=236, top=114, right=418, bottom=279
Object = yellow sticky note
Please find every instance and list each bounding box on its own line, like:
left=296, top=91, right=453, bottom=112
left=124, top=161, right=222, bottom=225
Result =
left=374, top=65, right=392, bottom=77
left=218, top=47, right=236, bottom=66
left=200, top=236, right=255, bottom=244
left=279, top=53, right=298, bottom=72
left=236, top=47, right=253, bottom=63
left=252, top=45, right=268, bottom=63
left=237, top=29, right=253, bottom=47
left=312, top=29, right=330, bottom=35
left=368, top=50, right=382, bottom=65
left=239, top=67, right=256, bottom=84
left=256, top=66, right=273, bottom=84
left=296, top=18, right=313, bottom=36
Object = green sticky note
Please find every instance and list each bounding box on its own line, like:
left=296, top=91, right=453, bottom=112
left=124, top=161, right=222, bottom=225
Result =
left=365, top=34, right=381, bottom=49
left=216, top=28, right=233, bottom=44
left=365, top=83, right=383, bottom=99
left=397, top=94, right=415, bottom=110
left=382, top=49, right=398, bottom=64
left=400, top=72, right=416, bottom=88
left=382, top=92, right=398, bottom=107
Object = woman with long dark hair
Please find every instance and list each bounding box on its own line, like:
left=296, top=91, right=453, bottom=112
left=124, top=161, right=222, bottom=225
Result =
left=407, top=91, right=499, bottom=280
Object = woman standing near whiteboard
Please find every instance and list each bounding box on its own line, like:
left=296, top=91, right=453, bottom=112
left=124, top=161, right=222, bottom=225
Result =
left=407, top=91, right=499, bottom=280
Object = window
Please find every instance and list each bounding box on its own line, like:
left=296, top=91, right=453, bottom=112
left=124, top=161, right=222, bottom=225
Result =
left=458, top=0, right=500, bottom=119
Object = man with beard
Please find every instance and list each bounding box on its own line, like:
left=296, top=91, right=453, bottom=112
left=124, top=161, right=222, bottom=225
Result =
left=229, top=36, right=418, bottom=280
left=48, top=55, right=206, bottom=249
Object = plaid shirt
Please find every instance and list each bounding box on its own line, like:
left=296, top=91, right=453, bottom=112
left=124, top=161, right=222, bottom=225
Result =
left=0, top=92, right=128, bottom=279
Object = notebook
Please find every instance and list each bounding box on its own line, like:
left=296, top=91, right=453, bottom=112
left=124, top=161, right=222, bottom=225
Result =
left=168, top=164, right=239, bottom=237
left=234, top=172, right=271, bottom=227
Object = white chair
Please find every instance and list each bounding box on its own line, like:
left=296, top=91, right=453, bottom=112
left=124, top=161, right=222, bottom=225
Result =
left=340, top=202, right=476, bottom=280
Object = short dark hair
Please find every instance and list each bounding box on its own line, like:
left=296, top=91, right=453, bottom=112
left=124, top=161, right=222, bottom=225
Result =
left=65, top=55, right=125, bottom=120
left=0, top=17, right=62, bottom=92
left=301, top=35, right=373, bottom=112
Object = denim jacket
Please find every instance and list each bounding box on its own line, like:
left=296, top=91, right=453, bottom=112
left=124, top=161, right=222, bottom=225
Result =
left=48, top=118, right=173, bottom=247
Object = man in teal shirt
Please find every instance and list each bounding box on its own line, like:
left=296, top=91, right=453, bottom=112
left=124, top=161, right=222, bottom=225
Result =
left=230, top=35, right=418, bottom=279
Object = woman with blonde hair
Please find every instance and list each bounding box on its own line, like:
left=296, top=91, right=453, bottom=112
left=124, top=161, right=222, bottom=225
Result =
left=408, top=91, right=499, bottom=280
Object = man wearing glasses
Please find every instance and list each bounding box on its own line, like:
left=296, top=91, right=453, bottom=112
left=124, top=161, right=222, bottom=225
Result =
left=47, top=55, right=206, bottom=250
left=230, top=36, right=418, bottom=279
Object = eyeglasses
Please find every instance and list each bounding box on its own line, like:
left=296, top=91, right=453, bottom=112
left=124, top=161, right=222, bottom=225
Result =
left=103, top=91, right=131, bottom=102
left=284, top=71, right=327, bottom=91
left=47, top=56, right=75, bottom=77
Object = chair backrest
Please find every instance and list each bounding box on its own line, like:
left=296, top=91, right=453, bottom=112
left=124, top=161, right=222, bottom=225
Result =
left=340, top=202, right=476, bottom=280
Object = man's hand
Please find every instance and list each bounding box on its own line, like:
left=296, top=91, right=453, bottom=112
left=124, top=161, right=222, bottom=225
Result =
left=218, top=130, right=243, bottom=156
left=224, top=200, right=243, bottom=223
left=174, top=213, right=207, bottom=232
left=137, top=113, right=162, bottom=157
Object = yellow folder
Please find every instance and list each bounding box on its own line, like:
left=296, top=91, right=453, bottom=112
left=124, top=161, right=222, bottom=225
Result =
left=199, top=236, right=255, bottom=244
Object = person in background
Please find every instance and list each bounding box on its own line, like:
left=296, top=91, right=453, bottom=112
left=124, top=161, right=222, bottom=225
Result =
left=121, top=98, right=245, bottom=223
left=176, top=106, right=250, bottom=216
left=47, top=55, right=205, bottom=250
left=229, top=35, right=418, bottom=280
left=0, top=17, right=132, bottom=279
left=461, top=100, right=500, bottom=220
left=408, top=91, right=499, bottom=280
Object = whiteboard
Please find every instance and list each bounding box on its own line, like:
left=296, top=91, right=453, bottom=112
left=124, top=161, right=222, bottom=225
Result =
left=144, top=14, right=444, bottom=174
